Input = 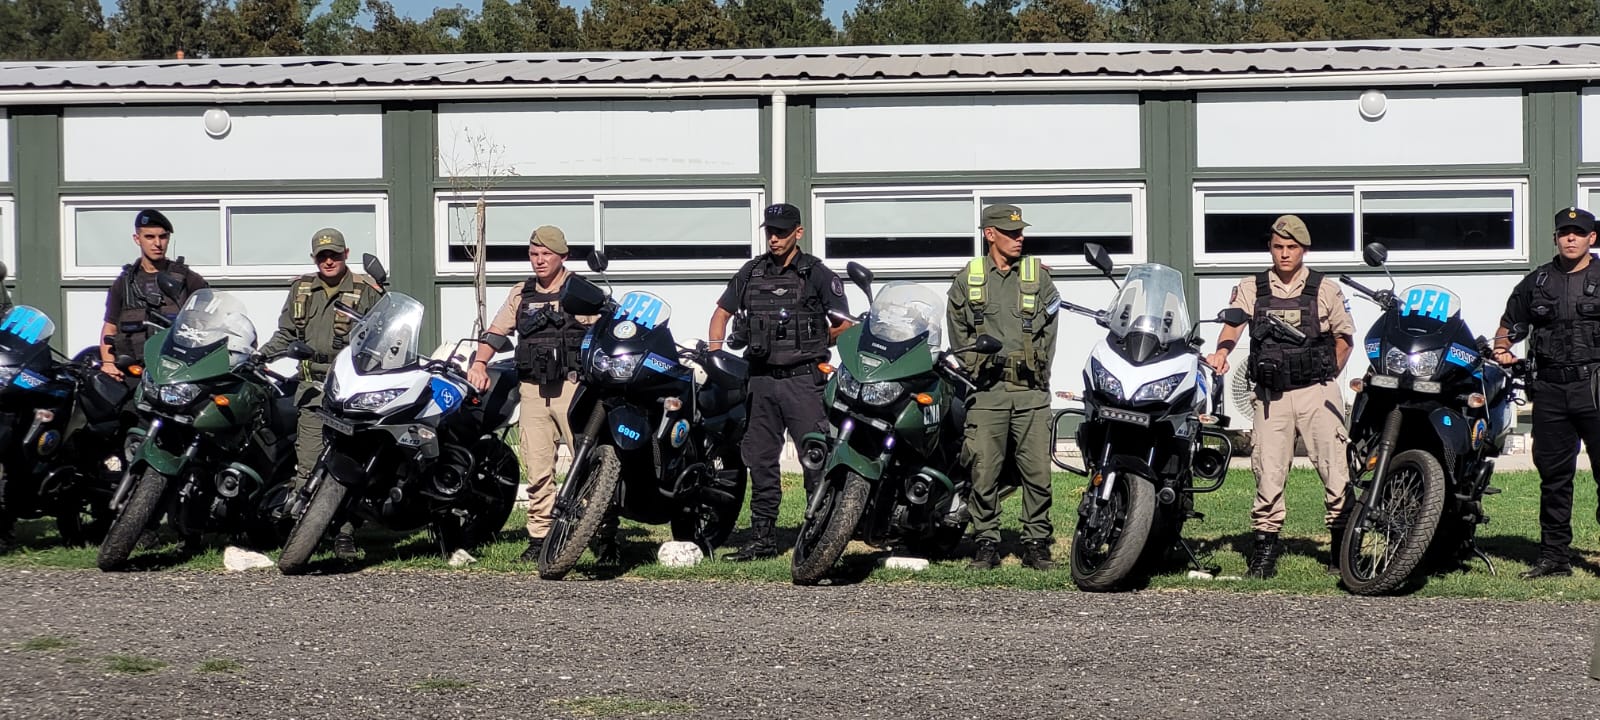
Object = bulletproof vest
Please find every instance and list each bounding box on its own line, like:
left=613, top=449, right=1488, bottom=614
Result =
left=741, top=255, right=827, bottom=367
left=1248, top=270, right=1337, bottom=391
left=291, top=272, right=376, bottom=352
left=514, top=274, right=587, bottom=383
left=111, top=258, right=195, bottom=364
left=1528, top=260, right=1600, bottom=368
left=961, top=255, right=1051, bottom=388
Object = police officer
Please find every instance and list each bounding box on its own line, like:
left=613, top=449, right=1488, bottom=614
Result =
left=98, top=209, right=207, bottom=380
left=1492, top=207, right=1600, bottom=579
left=708, top=203, right=850, bottom=561
left=467, top=226, right=594, bottom=563
left=261, top=228, right=383, bottom=561
left=947, top=204, right=1060, bottom=570
left=1206, top=215, right=1355, bottom=579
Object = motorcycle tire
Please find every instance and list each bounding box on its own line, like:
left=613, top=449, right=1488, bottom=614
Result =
left=452, top=441, right=521, bottom=551
left=539, top=444, right=621, bottom=580
left=96, top=469, right=168, bottom=571
left=670, top=467, right=748, bottom=553
left=1340, top=449, right=1445, bottom=596
left=278, top=476, right=346, bottom=575
left=790, top=473, right=871, bottom=586
left=1070, top=474, right=1155, bottom=592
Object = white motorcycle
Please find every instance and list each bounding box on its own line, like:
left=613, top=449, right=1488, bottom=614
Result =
left=1053, top=244, right=1245, bottom=591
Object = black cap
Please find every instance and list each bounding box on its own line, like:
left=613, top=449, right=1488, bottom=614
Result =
left=760, top=203, right=802, bottom=232
left=1556, top=207, right=1596, bottom=234
left=135, top=209, right=173, bottom=233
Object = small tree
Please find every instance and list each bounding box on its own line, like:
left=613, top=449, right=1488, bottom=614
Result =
left=438, top=128, right=517, bottom=338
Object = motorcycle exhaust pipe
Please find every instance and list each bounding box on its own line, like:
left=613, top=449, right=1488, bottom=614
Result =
left=799, top=437, right=829, bottom=472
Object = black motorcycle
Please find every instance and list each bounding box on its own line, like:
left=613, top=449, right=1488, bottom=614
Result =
left=538, top=251, right=749, bottom=580
left=1337, top=242, right=1522, bottom=595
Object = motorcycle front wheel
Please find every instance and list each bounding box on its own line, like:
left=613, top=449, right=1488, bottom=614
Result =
left=1340, top=449, right=1445, bottom=596
left=277, top=474, right=346, bottom=575
left=96, top=468, right=168, bottom=571
left=1070, top=473, right=1155, bottom=592
left=539, top=444, right=621, bottom=580
left=790, top=473, right=871, bottom=586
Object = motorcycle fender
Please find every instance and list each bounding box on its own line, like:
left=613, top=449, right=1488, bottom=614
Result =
left=823, top=439, right=887, bottom=482
left=135, top=437, right=187, bottom=477
left=1102, top=455, right=1156, bottom=484
left=1428, top=408, right=1471, bottom=456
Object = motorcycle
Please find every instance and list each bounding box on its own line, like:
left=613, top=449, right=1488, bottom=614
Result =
left=95, top=288, right=300, bottom=570
left=1053, top=244, right=1245, bottom=591
left=1337, top=242, right=1521, bottom=595
left=275, top=290, right=522, bottom=574
left=790, top=263, right=1000, bottom=585
left=537, top=251, right=749, bottom=580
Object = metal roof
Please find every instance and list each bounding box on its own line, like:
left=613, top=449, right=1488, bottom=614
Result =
left=2, top=38, right=1600, bottom=100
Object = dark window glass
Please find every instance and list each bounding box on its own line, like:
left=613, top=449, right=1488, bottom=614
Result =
left=1203, top=214, right=1356, bottom=254
left=602, top=244, right=750, bottom=261
left=1361, top=212, right=1513, bottom=252
left=1025, top=235, right=1134, bottom=256
left=448, top=245, right=595, bottom=263
left=826, top=236, right=974, bottom=258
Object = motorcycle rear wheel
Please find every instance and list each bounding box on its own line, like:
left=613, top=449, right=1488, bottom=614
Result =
left=670, top=467, right=747, bottom=554
left=1340, top=449, right=1445, bottom=596
left=452, top=440, right=521, bottom=550
left=278, top=475, right=346, bottom=575
left=1070, top=474, right=1155, bottom=592
left=539, top=444, right=621, bottom=580
left=96, top=469, right=168, bottom=571
left=791, top=473, right=871, bottom=586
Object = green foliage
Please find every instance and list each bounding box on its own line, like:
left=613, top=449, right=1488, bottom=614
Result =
left=104, top=654, right=168, bottom=674
left=727, top=0, right=837, bottom=48
left=459, top=0, right=581, bottom=52
left=1016, top=0, right=1107, bottom=42
left=842, top=0, right=978, bottom=44
left=581, top=0, right=737, bottom=51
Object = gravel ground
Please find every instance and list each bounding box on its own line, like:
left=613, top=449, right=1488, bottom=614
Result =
left=1, top=569, right=1598, bottom=720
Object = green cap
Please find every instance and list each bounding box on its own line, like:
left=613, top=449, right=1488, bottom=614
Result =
left=981, top=204, right=1029, bottom=231
left=311, top=228, right=347, bottom=254
left=1271, top=215, right=1311, bottom=247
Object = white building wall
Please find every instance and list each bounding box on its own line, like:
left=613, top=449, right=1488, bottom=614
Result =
left=1581, top=88, right=1600, bottom=165
left=62, top=105, right=384, bottom=183
left=0, top=110, right=9, bottom=183
left=436, top=100, right=760, bottom=177
left=1196, top=89, right=1523, bottom=168
left=815, top=94, right=1141, bottom=174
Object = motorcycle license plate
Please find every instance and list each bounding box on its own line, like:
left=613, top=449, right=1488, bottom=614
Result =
left=1098, top=407, right=1150, bottom=427
left=319, top=410, right=355, bottom=436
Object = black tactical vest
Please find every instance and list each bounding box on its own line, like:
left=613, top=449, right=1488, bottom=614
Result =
left=111, top=258, right=197, bottom=364
left=1248, top=269, right=1337, bottom=391
left=1528, top=260, right=1600, bottom=368
left=514, top=274, right=587, bottom=383
left=740, top=255, right=828, bottom=367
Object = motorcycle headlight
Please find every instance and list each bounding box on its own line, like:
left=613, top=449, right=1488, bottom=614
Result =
left=347, top=388, right=406, bottom=413
left=1131, top=372, right=1186, bottom=404
left=591, top=352, right=643, bottom=380
left=157, top=382, right=202, bottom=407
left=1089, top=358, right=1123, bottom=401
left=1384, top=347, right=1442, bottom=376
left=859, top=380, right=906, bottom=407
left=835, top=366, right=861, bottom=398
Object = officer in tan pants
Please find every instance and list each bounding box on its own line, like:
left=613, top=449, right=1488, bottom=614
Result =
left=1206, top=215, right=1355, bottom=579
left=467, top=226, right=594, bottom=563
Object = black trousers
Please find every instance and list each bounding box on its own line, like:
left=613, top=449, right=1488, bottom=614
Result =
left=741, top=372, right=827, bottom=523
left=1530, top=377, right=1600, bottom=561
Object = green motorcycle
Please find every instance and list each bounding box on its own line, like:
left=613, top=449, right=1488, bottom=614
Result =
left=96, top=289, right=300, bottom=570
left=792, top=264, right=1000, bottom=585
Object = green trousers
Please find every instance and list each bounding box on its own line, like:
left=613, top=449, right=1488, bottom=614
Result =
left=292, top=381, right=353, bottom=536
left=964, top=403, right=1054, bottom=543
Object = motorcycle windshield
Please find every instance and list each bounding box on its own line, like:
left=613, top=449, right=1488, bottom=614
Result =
left=1103, top=264, right=1191, bottom=345
left=866, top=282, right=943, bottom=352
left=163, top=289, right=257, bottom=367
left=349, top=292, right=426, bottom=374
left=1392, top=284, right=1463, bottom=334
left=0, top=305, right=56, bottom=353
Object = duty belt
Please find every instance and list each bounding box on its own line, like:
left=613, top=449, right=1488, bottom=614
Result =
left=752, top=363, right=816, bottom=380
left=1536, top=363, right=1599, bottom=383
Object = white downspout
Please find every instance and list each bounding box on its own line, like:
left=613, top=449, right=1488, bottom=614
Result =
left=771, top=89, right=787, bottom=205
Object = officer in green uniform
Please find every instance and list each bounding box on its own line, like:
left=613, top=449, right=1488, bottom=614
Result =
left=946, top=204, right=1061, bottom=571
left=261, top=228, right=383, bottom=561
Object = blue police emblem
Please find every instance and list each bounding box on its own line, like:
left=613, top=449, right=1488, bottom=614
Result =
left=671, top=420, right=690, bottom=447
left=429, top=378, right=463, bottom=414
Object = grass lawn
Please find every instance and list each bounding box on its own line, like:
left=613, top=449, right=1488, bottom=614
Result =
left=7, top=467, right=1600, bottom=601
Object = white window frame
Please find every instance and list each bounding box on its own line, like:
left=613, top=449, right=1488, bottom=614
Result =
left=0, top=196, right=14, bottom=278
left=60, top=193, right=391, bottom=280
left=810, top=183, right=1148, bottom=273
left=433, top=188, right=767, bottom=278
left=1193, top=178, right=1529, bottom=268
left=1574, top=177, right=1600, bottom=221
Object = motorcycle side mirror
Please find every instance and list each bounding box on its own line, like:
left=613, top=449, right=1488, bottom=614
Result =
left=561, top=273, right=608, bottom=316
left=479, top=333, right=513, bottom=353
left=974, top=335, right=1003, bottom=355
left=1216, top=307, right=1248, bottom=326
left=0, top=261, right=9, bottom=283
left=586, top=250, right=610, bottom=273
left=284, top=340, right=316, bottom=361
left=155, top=272, right=186, bottom=303
left=361, top=253, right=389, bottom=286
left=1084, top=243, right=1114, bottom=276
left=846, top=262, right=874, bottom=302
left=1362, top=242, right=1389, bottom=268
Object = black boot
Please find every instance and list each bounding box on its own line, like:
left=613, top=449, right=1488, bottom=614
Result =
left=1326, top=526, right=1346, bottom=575
left=518, top=536, right=544, bottom=563
left=967, top=540, right=1001, bottom=570
left=726, top=519, right=778, bottom=562
left=1019, top=540, right=1056, bottom=571
left=332, top=531, right=361, bottom=562
left=591, top=514, right=621, bottom=566
left=1246, top=531, right=1281, bottom=579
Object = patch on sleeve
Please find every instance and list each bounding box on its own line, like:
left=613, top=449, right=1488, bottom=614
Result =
left=1045, top=297, right=1060, bottom=316
left=831, top=277, right=844, bottom=297
left=1343, top=297, right=1352, bottom=313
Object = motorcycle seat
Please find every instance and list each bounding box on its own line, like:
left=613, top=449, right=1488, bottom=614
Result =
left=702, top=350, right=749, bottom=391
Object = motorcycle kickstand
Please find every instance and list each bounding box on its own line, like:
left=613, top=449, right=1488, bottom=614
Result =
left=1177, top=537, right=1221, bottom=576
left=1467, top=541, right=1497, bottom=576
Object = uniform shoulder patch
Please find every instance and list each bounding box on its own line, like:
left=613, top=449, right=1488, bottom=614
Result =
left=831, top=276, right=844, bottom=297
left=1045, top=297, right=1060, bottom=316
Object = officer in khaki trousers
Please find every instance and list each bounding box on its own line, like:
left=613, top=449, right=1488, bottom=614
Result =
left=468, top=226, right=594, bottom=563
left=1206, top=215, right=1355, bottom=579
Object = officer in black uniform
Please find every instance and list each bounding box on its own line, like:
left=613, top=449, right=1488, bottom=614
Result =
left=97, top=209, right=208, bottom=380
left=708, top=203, right=850, bottom=561
left=1493, top=206, right=1600, bottom=579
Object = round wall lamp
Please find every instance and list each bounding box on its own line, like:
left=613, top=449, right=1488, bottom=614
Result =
left=1358, top=89, right=1387, bottom=120
left=202, top=107, right=232, bottom=138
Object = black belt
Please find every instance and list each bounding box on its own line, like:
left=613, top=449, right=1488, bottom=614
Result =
left=1536, top=363, right=1599, bottom=383
left=752, top=363, right=816, bottom=380
left=312, top=353, right=332, bottom=364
